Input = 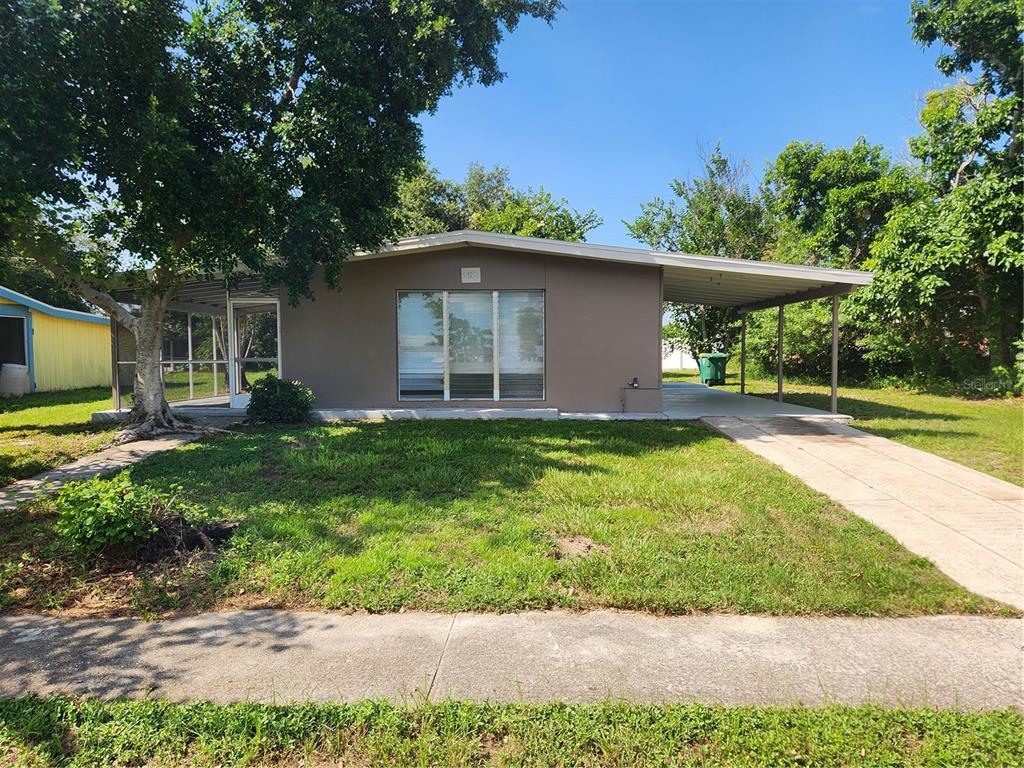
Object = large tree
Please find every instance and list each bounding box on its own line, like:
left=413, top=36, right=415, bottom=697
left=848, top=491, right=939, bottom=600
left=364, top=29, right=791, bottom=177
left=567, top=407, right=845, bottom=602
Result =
left=869, top=0, right=1022, bottom=374
left=747, top=138, right=926, bottom=379
left=626, top=146, right=772, bottom=359
left=1, top=0, right=558, bottom=437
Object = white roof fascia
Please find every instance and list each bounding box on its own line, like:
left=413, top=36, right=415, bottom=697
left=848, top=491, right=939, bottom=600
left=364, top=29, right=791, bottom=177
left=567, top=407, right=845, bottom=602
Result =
left=351, top=229, right=873, bottom=286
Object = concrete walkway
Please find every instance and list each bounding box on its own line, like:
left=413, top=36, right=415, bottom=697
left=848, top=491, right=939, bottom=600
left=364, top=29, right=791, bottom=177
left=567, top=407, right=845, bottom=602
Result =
left=1, top=611, right=1019, bottom=709
left=0, top=435, right=196, bottom=511
left=704, top=416, right=1024, bottom=609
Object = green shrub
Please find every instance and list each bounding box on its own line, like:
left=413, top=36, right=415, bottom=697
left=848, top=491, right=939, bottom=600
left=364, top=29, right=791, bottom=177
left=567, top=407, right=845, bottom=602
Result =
left=53, top=472, right=165, bottom=558
left=246, top=376, right=315, bottom=423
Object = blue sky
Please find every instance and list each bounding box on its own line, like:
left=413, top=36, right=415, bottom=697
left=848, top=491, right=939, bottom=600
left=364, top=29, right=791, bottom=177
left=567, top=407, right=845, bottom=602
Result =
left=419, top=0, right=949, bottom=246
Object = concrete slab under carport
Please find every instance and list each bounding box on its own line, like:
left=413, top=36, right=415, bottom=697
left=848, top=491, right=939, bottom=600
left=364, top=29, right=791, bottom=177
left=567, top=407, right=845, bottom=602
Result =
left=662, top=381, right=851, bottom=421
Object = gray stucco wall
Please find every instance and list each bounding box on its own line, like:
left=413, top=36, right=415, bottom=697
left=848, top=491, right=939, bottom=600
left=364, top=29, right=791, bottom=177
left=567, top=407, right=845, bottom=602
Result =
left=278, top=246, right=662, bottom=412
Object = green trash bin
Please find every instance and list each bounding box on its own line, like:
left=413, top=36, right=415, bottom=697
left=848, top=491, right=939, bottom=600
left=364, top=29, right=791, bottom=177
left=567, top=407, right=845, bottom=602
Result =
left=698, top=353, right=729, bottom=386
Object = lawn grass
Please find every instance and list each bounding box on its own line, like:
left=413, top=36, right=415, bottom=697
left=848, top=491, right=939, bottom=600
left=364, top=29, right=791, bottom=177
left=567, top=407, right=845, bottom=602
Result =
left=0, top=697, right=1020, bottom=767
left=0, top=388, right=116, bottom=487
left=2, top=420, right=1006, bottom=617
left=664, top=369, right=1023, bottom=486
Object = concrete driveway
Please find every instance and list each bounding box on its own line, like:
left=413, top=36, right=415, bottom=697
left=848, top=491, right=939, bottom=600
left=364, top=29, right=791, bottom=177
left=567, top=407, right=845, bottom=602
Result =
left=704, top=416, right=1024, bottom=609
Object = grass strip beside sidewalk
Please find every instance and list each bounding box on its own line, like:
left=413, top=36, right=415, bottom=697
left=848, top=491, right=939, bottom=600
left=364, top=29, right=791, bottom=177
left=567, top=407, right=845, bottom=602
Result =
left=0, top=697, right=1020, bottom=767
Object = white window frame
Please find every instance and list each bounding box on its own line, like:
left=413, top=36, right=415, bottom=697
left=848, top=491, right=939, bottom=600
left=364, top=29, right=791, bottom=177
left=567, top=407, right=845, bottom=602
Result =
left=397, top=289, right=545, bottom=403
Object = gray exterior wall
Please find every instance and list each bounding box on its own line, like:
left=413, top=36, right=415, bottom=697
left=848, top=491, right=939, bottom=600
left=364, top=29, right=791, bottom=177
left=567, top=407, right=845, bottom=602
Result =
left=278, top=246, right=662, bottom=412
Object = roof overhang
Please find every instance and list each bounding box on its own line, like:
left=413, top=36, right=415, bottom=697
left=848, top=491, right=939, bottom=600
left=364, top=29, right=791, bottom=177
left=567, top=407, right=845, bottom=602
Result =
left=113, top=230, right=873, bottom=316
left=0, top=285, right=110, bottom=325
left=356, top=230, right=872, bottom=312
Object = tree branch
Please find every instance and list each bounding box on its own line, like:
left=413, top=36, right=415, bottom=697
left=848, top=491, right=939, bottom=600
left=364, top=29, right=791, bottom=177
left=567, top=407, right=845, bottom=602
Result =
left=951, top=150, right=976, bottom=189
left=262, top=56, right=307, bottom=155
left=13, top=224, right=140, bottom=332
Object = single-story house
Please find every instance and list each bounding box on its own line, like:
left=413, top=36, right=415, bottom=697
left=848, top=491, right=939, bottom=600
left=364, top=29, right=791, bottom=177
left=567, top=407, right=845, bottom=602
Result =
left=108, top=230, right=872, bottom=416
left=0, top=286, right=111, bottom=393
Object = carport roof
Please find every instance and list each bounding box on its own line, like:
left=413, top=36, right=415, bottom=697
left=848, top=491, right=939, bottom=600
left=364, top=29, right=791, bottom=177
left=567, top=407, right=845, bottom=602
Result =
left=360, top=230, right=873, bottom=312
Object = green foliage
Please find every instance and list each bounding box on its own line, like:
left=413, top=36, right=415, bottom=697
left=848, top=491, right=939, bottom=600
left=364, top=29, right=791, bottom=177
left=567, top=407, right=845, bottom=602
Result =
left=245, top=376, right=315, bottom=424
left=867, top=171, right=1023, bottom=378
left=1, top=697, right=1021, bottom=767
left=3, top=0, right=563, bottom=300
left=764, top=138, right=925, bottom=269
left=746, top=139, right=927, bottom=380
left=0, top=253, right=89, bottom=311
left=742, top=301, right=865, bottom=380
left=473, top=188, right=602, bottom=241
left=53, top=472, right=164, bottom=558
left=627, top=146, right=771, bottom=357
left=865, top=0, right=1023, bottom=375
left=394, top=162, right=601, bottom=241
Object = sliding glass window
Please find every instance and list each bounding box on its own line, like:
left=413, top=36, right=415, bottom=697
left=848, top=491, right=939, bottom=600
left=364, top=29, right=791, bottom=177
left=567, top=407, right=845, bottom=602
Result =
left=397, top=291, right=444, bottom=400
left=397, top=290, right=544, bottom=401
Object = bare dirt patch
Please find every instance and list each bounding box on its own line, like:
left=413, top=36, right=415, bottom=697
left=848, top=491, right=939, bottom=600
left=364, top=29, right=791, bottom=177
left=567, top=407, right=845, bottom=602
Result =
left=0, top=508, right=238, bottom=617
left=552, top=535, right=609, bottom=559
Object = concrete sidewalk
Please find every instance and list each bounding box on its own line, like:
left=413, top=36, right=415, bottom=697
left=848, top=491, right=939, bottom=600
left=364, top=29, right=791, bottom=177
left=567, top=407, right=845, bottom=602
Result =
left=1, top=610, right=1020, bottom=710
left=703, top=416, right=1024, bottom=610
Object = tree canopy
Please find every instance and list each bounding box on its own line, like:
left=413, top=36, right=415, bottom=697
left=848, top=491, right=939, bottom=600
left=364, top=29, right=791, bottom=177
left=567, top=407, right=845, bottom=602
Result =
left=627, top=146, right=772, bottom=358
left=394, top=162, right=601, bottom=241
left=869, top=0, right=1022, bottom=373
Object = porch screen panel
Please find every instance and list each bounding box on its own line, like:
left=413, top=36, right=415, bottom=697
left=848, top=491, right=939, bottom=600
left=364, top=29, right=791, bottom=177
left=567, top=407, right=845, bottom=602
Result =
left=447, top=291, right=494, bottom=399
left=398, top=291, right=444, bottom=399
left=498, top=291, right=544, bottom=399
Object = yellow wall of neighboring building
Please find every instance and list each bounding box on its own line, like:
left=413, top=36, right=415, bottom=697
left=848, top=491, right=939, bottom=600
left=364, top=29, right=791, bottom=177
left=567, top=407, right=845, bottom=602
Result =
left=30, top=312, right=111, bottom=391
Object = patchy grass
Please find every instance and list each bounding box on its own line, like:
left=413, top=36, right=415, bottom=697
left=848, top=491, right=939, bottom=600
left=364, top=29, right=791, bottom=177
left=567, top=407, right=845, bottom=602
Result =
left=1, top=420, right=1007, bottom=617
left=0, top=697, right=1020, bottom=767
left=0, top=388, right=115, bottom=487
left=664, top=370, right=1023, bottom=486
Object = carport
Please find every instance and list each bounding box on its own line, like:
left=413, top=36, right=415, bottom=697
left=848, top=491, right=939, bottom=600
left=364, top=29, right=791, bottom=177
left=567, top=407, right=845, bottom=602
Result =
left=657, top=250, right=873, bottom=414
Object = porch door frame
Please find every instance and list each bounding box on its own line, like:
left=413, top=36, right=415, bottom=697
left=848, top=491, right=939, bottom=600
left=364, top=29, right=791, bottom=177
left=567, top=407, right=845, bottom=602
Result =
left=226, top=294, right=282, bottom=409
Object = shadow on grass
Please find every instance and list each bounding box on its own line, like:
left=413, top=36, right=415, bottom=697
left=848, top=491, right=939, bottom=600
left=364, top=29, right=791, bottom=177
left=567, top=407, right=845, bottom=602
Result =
left=118, top=420, right=720, bottom=560
left=745, top=391, right=966, bottom=423
left=130, top=420, right=717, bottom=504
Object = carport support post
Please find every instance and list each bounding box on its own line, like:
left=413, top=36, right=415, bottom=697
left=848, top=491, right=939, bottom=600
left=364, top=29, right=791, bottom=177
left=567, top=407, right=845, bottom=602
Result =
left=831, top=295, right=839, bottom=414
left=776, top=305, right=784, bottom=402
left=740, top=315, right=746, bottom=394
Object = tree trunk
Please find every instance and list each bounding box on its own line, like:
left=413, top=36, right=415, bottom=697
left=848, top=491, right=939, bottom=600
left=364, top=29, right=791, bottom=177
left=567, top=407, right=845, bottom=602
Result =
left=125, top=292, right=179, bottom=432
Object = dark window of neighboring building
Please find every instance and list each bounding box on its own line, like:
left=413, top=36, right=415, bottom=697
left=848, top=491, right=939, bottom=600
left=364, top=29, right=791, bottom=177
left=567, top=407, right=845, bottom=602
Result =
left=0, top=317, right=26, bottom=366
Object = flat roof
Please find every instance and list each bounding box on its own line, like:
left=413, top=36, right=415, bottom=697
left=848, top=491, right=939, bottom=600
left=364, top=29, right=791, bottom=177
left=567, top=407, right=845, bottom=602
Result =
left=125, top=230, right=873, bottom=314
left=358, top=230, right=873, bottom=312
